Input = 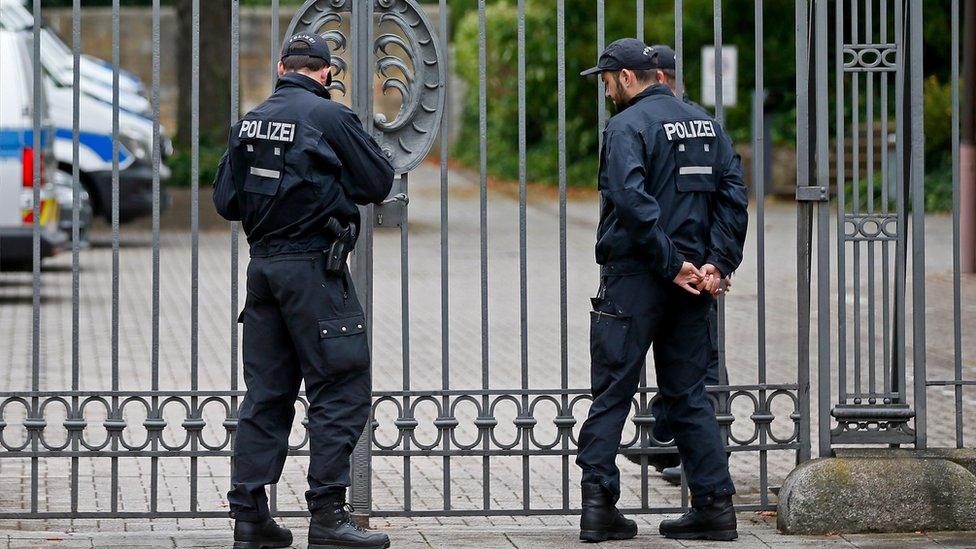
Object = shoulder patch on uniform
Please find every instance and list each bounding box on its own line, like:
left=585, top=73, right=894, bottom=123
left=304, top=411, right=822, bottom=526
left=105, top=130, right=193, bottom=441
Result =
left=238, top=119, right=297, bottom=143
left=662, top=119, right=716, bottom=141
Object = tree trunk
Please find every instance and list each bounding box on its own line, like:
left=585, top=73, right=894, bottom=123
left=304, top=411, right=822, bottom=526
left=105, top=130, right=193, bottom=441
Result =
left=175, top=0, right=232, bottom=149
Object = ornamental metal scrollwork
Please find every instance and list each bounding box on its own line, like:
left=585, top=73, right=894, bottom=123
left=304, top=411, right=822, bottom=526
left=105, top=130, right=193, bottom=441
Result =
left=284, top=0, right=446, bottom=174
left=844, top=213, right=898, bottom=242
left=0, top=386, right=800, bottom=457
left=842, top=44, right=897, bottom=72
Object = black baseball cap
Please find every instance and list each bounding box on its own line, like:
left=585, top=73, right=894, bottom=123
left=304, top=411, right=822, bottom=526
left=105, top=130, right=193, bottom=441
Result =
left=580, top=38, right=669, bottom=76
left=648, top=44, right=676, bottom=70
left=281, top=33, right=331, bottom=65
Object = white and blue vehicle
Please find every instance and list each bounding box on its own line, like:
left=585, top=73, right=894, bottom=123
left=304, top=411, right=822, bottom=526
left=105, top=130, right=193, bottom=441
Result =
left=41, top=55, right=173, bottom=223
left=0, top=0, right=146, bottom=99
left=39, top=26, right=152, bottom=117
left=1, top=0, right=171, bottom=223
left=0, top=29, right=67, bottom=268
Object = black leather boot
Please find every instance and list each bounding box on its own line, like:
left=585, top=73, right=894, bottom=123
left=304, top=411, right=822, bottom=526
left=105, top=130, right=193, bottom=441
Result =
left=579, top=483, right=638, bottom=543
left=233, top=518, right=293, bottom=548
left=659, top=495, right=737, bottom=541
left=621, top=443, right=681, bottom=472
left=661, top=464, right=682, bottom=486
left=308, top=499, right=390, bottom=549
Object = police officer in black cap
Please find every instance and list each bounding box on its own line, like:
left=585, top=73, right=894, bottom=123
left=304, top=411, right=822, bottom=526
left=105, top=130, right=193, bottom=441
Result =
left=620, top=43, right=734, bottom=488
left=214, top=33, right=394, bottom=549
left=576, top=37, right=748, bottom=542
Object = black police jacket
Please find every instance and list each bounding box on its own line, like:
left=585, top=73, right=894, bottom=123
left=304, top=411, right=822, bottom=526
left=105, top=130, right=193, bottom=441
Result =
left=213, top=72, right=395, bottom=257
left=596, top=83, right=748, bottom=280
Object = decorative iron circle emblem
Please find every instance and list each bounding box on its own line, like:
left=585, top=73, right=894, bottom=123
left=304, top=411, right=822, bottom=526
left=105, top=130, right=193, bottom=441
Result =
left=284, top=0, right=445, bottom=174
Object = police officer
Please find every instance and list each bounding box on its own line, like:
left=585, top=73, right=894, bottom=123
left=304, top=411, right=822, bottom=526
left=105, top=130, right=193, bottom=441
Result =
left=577, top=38, right=748, bottom=542
left=621, top=44, right=734, bottom=488
left=213, top=33, right=394, bottom=549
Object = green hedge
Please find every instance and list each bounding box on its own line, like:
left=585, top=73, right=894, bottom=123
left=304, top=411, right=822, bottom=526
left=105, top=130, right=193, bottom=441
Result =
left=451, top=0, right=956, bottom=209
left=451, top=0, right=799, bottom=187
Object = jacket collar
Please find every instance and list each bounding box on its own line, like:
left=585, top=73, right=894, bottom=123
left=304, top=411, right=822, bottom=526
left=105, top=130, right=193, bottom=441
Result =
left=627, top=84, right=674, bottom=107
left=275, top=72, right=330, bottom=98
left=628, top=83, right=674, bottom=106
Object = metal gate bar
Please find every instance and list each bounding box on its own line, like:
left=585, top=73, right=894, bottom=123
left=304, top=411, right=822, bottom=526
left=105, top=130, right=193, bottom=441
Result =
left=556, top=0, right=569, bottom=513
left=437, top=0, right=452, bottom=513
left=29, top=0, right=41, bottom=518
left=477, top=0, right=489, bottom=513
left=150, top=0, right=162, bottom=516
left=948, top=0, right=964, bottom=447
left=908, top=0, right=926, bottom=449
left=228, top=0, right=241, bottom=519
left=753, top=0, right=768, bottom=507
left=795, top=0, right=813, bottom=464
left=70, top=0, right=82, bottom=517
left=517, top=0, right=528, bottom=514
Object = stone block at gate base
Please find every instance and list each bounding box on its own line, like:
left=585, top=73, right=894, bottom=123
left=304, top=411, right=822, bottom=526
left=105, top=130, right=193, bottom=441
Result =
left=777, top=456, right=976, bottom=535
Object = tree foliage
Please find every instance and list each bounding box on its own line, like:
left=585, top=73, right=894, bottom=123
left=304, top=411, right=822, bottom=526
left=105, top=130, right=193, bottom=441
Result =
left=451, top=0, right=797, bottom=186
left=450, top=0, right=955, bottom=190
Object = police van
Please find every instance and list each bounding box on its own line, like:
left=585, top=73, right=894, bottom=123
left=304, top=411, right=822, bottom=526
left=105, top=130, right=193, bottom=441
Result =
left=1, top=0, right=171, bottom=223
left=0, top=0, right=147, bottom=102
left=0, top=29, right=67, bottom=268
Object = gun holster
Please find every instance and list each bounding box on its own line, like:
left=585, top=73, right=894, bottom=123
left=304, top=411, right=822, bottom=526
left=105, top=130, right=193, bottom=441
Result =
left=323, top=218, right=359, bottom=276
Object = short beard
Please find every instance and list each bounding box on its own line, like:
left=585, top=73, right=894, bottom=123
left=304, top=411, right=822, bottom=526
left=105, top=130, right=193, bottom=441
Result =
left=609, top=73, right=629, bottom=111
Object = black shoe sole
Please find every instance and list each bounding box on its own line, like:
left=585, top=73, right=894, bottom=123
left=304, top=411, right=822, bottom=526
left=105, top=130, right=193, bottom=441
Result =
left=579, top=529, right=638, bottom=543
left=661, top=529, right=738, bottom=541
left=661, top=475, right=682, bottom=487
left=308, top=541, right=391, bottom=549
left=233, top=541, right=293, bottom=549
left=623, top=454, right=680, bottom=472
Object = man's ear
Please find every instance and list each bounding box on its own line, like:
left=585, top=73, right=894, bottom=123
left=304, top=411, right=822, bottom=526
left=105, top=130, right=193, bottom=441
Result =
left=619, top=68, right=633, bottom=88
left=656, top=69, right=668, bottom=85
left=277, top=61, right=286, bottom=77
left=324, top=67, right=333, bottom=87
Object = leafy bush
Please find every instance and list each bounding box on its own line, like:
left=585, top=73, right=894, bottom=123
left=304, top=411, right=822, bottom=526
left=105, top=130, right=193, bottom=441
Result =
left=167, top=142, right=226, bottom=188
left=924, top=76, right=953, bottom=170
left=919, top=76, right=955, bottom=212
left=924, top=164, right=953, bottom=213
left=450, top=0, right=798, bottom=187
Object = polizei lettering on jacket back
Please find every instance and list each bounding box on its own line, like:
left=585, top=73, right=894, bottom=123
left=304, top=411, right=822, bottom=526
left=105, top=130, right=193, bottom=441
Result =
left=662, top=119, right=716, bottom=141
left=239, top=119, right=297, bottom=143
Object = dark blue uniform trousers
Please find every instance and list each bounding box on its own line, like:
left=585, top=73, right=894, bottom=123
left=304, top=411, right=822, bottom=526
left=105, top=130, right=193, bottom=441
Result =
left=228, top=252, right=372, bottom=521
left=577, top=272, right=735, bottom=506
left=650, top=301, right=726, bottom=442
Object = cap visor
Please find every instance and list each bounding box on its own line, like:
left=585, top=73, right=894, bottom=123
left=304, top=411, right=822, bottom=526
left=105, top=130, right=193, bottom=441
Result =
left=579, top=66, right=603, bottom=76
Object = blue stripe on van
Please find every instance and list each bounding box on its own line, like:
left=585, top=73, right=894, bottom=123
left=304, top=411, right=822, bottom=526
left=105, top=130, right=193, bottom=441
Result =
left=0, top=128, right=130, bottom=164
left=0, top=128, right=52, bottom=159
left=0, top=130, right=21, bottom=159
left=54, top=128, right=131, bottom=163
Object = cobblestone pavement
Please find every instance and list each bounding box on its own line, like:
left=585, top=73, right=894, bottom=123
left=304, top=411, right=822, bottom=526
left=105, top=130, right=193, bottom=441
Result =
left=1, top=161, right=974, bottom=545
left=2, top=515, right=976, bottom=548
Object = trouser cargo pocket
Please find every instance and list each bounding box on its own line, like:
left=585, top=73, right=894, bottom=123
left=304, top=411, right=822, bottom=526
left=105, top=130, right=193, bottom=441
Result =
left=590, top=296, right=631, bottom=367
left=317, top=312, right=370, bottom=374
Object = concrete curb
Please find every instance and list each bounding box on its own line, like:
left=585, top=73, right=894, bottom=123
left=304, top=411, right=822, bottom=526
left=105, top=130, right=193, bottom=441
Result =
left=777, top=455, right=976, bottom=535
